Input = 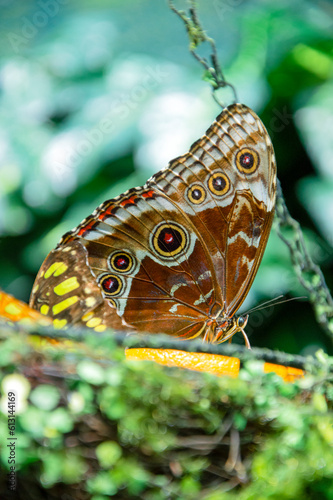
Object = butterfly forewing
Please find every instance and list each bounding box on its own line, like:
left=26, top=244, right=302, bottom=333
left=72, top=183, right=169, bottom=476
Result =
left=30, top=103, right=276, bottom=341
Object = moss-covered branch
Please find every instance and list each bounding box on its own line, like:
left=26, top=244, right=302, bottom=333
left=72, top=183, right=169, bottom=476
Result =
left=0, top=328, right=332, bottom=499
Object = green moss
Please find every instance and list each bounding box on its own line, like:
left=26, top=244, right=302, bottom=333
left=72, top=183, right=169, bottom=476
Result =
left=0, top=329, right=332, bottom=498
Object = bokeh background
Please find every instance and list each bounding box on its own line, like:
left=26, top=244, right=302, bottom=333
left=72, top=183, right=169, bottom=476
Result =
left=0, top=0, right=332, bottom=355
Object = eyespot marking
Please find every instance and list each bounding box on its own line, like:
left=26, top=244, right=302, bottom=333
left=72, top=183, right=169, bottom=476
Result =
left=208, top=172, right=230, bottom=196
left=187, top=184, right=206, bottom=204
left=109, top=251, right=135, bottom=274
left=99, top=274, right=124, bottom=297
left=151, top=222, right=189, bottom=259
left=235, top=147, right=260, bottom=174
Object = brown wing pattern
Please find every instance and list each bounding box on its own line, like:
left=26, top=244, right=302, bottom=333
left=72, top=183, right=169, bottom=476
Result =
left=30, top=188, right=219, bottom=338
left=148, top=104, right=276, bottom=317
left=30, top=103, right=276, bottom=341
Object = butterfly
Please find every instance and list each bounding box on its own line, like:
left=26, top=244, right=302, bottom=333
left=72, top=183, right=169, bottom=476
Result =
left=29, top=104, right=276, bottom=347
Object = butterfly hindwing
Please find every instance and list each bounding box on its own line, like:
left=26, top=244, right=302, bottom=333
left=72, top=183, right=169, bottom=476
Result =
left=70, top=189, right=220, bottom=338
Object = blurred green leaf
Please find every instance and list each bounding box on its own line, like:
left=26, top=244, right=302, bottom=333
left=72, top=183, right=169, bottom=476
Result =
left=96, top=441, right=122, bottom=468
left=77, top=360, right=106, bottom=385
left=30, top=384, right=61, bottom=411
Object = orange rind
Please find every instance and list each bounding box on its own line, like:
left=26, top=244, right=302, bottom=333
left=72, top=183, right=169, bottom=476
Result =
left=126, top=348, right=240, bottom=377
left=126, top=348, right=304, bottom=383
left=263, top=362, right=304, bottom=383
left=0, top=291, right=51, bottom=326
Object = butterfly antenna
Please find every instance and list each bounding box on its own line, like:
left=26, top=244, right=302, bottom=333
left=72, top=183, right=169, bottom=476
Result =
left=243, top=295, right=284, bottom=314
left=243, top=295, right=307, bottom=316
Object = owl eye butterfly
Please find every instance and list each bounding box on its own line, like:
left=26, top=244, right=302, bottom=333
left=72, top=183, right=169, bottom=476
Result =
left=30, top=104, right=276, bottom=347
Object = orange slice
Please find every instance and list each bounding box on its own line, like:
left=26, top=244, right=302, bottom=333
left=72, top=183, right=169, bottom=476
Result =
left=126, top=348, right=304, bottom=382
left=263, top=362, right=304, bottom=382
left=126, top=348, right=240, bottom=377
left=0, top=291, right=51, bottom=326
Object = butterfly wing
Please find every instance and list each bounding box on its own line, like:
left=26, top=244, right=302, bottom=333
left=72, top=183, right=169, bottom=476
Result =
left=30, top=104, right=276, bottom=338
left=30, top=189, right=220, bottom=337
left=29, top=240, right=105, bottom=330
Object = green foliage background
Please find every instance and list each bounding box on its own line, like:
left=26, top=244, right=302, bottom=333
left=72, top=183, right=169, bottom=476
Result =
left=0, top=1, right=332, bottom=351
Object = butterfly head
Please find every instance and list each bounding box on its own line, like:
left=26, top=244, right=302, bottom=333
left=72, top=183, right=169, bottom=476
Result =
left=212, top=314, right=250, bottom=348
